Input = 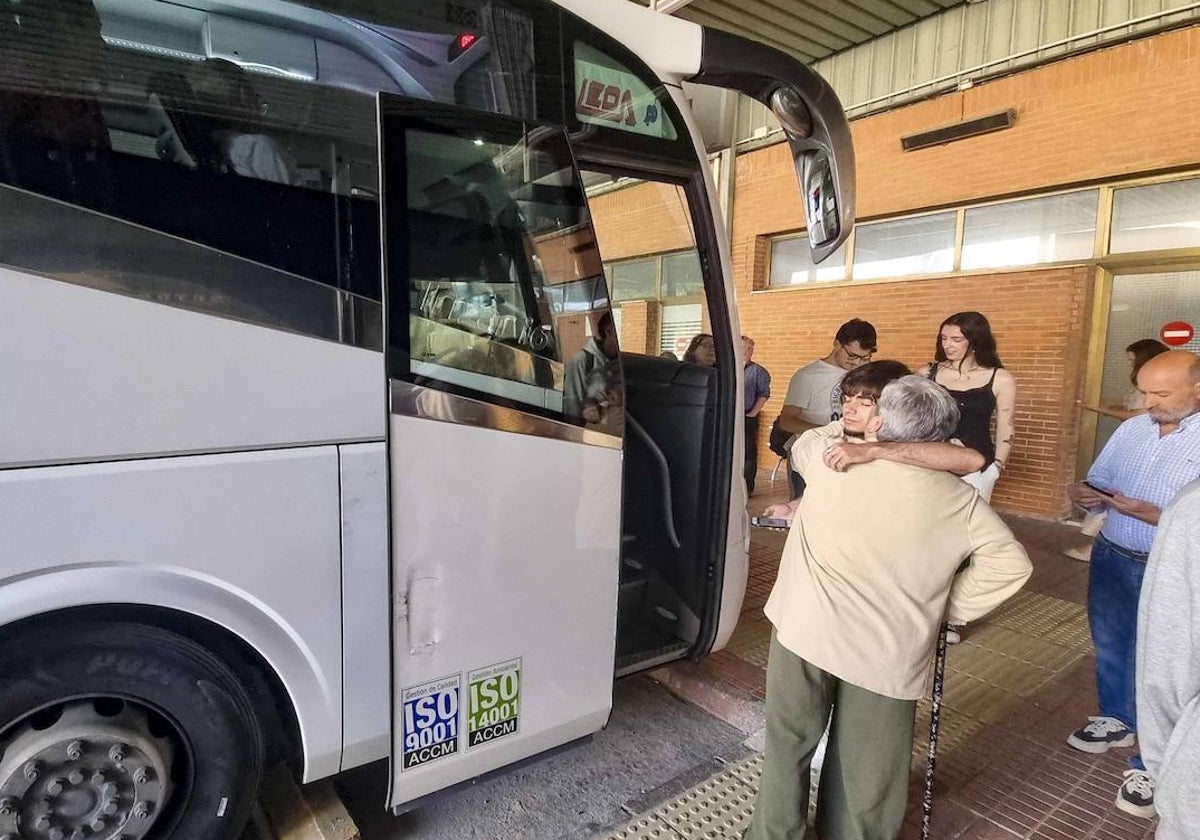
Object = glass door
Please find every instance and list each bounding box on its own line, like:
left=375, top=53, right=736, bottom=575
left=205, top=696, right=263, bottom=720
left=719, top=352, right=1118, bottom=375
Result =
left=1092, top=269, right=1200, bottom=458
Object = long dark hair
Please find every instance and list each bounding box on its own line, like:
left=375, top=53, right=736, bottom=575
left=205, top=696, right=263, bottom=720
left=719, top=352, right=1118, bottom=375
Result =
left=1126, top=338, right=1168, bottom=385
left=683, top=333, right=715, bottom=365
left=934, top=311, right=1004, bottom=369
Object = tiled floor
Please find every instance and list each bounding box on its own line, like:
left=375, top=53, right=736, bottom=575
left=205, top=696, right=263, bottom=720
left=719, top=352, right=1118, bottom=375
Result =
left=603, top=472, right=1157, bottom=840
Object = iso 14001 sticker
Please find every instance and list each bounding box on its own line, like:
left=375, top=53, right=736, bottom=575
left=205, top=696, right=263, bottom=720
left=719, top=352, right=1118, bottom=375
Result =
left=401, top=674, right=460, bottom=770
left=467, top=658, right=521, bottom=749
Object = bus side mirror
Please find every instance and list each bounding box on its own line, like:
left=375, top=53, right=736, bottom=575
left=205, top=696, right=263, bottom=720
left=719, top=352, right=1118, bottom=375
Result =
left=766, top=82, right=853, bottom=263
left=689, top=27, right=856, bottom=263
left=802, top=152, right=839, bottom=249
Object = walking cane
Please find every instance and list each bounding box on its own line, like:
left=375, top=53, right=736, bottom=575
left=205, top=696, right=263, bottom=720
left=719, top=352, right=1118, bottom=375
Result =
left=920, top=622, right=950, bottom=840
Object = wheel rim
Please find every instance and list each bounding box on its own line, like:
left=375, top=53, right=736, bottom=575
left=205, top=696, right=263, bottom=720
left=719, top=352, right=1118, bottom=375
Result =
left=0, top=699, right=178, bottom=840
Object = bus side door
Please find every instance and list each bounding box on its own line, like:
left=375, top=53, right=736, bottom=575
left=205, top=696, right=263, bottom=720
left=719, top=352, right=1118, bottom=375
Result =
left=380, top=96, right=624, bottom=809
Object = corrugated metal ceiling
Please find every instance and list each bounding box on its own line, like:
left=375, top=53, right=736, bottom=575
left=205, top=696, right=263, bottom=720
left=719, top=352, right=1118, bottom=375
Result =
left=643, top=0, right=968, bottom=63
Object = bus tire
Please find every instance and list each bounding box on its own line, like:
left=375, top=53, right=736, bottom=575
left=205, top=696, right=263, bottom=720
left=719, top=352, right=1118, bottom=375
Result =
left=0, top=620, right=264, bottom=840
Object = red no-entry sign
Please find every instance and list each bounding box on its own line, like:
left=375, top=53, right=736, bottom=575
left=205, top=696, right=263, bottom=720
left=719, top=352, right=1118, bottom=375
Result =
left=1160, top=321, right=1194, bottom=347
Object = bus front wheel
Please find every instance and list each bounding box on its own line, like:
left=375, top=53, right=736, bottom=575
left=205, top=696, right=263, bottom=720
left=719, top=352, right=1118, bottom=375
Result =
left=0, top=621, right=264, bottom=840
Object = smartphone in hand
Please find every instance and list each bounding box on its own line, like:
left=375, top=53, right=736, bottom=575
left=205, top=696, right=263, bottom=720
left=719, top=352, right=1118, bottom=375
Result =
left=752, top=516, right=791, bottom=530
left=1083, top=480, right=1115, bottom=498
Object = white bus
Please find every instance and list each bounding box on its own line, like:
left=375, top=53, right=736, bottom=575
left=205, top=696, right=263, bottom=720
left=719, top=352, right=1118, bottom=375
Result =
left=0, top=0, right=853, bottom=837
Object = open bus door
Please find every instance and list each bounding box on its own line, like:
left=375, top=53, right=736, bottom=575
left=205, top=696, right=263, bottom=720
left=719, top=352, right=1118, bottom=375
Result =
left=380, top=95, right=625, bottom=810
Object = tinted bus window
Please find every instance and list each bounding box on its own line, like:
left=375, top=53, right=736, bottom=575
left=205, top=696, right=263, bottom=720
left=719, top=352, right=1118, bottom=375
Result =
left=0, top=0, right=557, bottom=344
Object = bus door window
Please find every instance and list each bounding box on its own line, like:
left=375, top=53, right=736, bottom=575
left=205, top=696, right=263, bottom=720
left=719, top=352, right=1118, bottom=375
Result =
left=385, top=106, right=621, bottom=438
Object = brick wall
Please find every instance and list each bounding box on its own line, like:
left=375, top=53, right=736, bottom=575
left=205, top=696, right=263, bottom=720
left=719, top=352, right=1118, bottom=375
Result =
left=617, top=299, right=658, bottom=355
left=589, top=180, right=695, bottom=261
left=742, top=268, right=1094, bottom=517
left=589, top=25, right=1200, bottom=518
left=737, top=24, right=1200, bottom=230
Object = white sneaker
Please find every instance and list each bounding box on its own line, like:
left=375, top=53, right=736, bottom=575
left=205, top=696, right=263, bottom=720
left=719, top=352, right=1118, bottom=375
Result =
left=1067, top=716, right=1136, bottom=753
left=945, top=624, right=962, bottom=645
left=1115, top=769, right=1156, bottom=819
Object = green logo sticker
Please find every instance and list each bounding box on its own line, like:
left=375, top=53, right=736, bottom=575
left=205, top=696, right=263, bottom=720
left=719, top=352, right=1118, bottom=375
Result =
left=467, top=658, right=521, bottom=749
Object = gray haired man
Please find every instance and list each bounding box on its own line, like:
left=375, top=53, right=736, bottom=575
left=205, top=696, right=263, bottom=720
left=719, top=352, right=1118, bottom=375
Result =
left=748, top=376, right=1032, bottom=840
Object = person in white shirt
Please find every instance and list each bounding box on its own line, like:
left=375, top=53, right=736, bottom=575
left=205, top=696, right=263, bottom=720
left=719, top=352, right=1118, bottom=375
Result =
left=187, top=58, right=296, bottom=185
left=778, top=319, right=876, bottom=498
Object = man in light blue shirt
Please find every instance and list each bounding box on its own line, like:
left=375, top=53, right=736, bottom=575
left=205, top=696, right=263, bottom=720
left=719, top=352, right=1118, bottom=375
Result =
left=1065, top=349, right=1200, bottom=820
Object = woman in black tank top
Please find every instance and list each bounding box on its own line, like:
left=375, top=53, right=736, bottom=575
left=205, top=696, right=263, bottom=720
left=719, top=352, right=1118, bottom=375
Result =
left=921, top=312, right=1017, bottom=644
left=918, top=311, right=1018, bottom=505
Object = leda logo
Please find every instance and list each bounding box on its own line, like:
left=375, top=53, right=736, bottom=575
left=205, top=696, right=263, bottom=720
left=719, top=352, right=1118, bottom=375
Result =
left=576, top=77, right=637, bottom=127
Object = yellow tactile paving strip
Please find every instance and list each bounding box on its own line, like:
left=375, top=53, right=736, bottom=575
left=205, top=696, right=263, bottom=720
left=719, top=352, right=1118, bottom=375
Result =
left=721, top=613, right=772, bottom=669
left=602, top=590, right=1098, bottom=840
left=654, top=754, right=762, bottom=839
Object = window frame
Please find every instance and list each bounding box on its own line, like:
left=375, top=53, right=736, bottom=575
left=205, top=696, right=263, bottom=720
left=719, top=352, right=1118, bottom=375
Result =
left=606, top=248, right=707, bottom=303
left=850, top=208, right=958, bottom=281
left=758, top=179, right=1200, bottom=292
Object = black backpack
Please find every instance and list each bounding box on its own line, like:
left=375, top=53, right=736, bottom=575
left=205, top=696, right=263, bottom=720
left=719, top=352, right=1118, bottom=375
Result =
left=768, top=416, right=791, bottom=459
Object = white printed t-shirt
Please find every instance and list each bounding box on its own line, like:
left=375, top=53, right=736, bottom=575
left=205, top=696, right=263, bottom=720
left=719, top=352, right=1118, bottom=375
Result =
left=783, top=359, right=844, bottom=426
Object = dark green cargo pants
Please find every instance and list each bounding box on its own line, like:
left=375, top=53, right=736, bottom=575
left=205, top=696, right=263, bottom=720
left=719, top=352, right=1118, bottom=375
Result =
left=747, top=632, right=917, bottom=840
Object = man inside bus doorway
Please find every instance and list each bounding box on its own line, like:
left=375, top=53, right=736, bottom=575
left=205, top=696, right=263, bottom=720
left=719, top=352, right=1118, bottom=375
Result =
left=748, top=376, right=1031, bottom=840
left=563, top=311, right=622, bottom=433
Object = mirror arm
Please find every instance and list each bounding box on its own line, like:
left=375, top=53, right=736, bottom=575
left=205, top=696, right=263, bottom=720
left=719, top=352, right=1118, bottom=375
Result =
left=685, top=27, right=855, bottom=263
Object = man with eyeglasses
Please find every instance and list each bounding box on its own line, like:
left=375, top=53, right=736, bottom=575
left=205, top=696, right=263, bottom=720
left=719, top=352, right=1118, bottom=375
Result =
left=778, top=319, right=877, bottom=498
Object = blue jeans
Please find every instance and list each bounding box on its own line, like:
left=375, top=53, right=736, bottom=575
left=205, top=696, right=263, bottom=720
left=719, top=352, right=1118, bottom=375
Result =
left=1088, top=533, right=1148, bottom=770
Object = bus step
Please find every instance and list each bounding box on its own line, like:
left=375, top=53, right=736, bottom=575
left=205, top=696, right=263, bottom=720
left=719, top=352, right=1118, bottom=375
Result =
left=619, top=576, right=648, bottom=615
left=620, top=556, right=646, bottom=584
left=245, top=763, right=360, bottom=840
left=615, top=639, right=690, bottom=677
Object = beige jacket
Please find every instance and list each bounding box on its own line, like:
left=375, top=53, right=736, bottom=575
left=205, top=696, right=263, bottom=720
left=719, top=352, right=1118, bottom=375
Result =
left=766, top=424, right=1032, bottom=700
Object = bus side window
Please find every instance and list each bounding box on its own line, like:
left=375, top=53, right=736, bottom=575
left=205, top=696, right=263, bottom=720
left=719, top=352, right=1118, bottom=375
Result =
left=0, top=0, right=387, bottom=356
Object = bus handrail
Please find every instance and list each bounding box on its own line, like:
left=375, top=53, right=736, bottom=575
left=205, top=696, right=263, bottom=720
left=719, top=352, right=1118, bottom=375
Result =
left=625, top=413, right=682, bottom=549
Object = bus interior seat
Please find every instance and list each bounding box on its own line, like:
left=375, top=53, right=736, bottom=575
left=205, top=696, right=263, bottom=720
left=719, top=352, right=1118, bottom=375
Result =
left=493, top=314, right=518, bottom=341
left=144, top=72, right=226, bottom=174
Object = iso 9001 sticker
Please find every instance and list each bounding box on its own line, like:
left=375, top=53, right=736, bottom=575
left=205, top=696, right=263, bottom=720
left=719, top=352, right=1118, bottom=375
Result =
left=467, top=658, right=521, bottom=749
left=401, top=674, right=460, bottom=770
